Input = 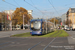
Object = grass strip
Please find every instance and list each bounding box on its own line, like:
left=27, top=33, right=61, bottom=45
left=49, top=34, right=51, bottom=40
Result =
left=58, top=30, right=69, bottom=37
left=11, top=30, right=69, bottom=37
left=11, top=32, right=31, bottom=37
left=51, top=30, right=61, bottom=37
left=39, top=30, right=59, bottom=37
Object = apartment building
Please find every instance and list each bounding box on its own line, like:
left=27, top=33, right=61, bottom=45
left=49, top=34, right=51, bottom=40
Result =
left=66, top=8, right=75, bottom=27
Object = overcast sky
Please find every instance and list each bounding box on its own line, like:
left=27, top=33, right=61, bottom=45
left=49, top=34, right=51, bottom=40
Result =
left=0, top=0, right=75, bottom=18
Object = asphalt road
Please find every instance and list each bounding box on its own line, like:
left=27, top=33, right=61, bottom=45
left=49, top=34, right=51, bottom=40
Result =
left=0, top=30, right=75, bottom=50
left=66, top=30, right=75, bottom=44
left=0, top=30, right=30, bottom=38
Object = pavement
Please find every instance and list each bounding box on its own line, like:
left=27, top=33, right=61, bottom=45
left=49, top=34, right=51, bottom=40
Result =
left=0, top=37, right=75, bottom=50
left=0, top=29, right=30, bottom=38
left=66, top=31, right=75, bottom=44
left=0, top=30, right=75, bottom=50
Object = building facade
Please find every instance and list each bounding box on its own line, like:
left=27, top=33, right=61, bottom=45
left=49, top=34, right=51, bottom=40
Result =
left=27, top=10, right=33, bottom=15
left=55, top=17, right=61, bottom=24
left=4, top=10, right=33, bottom=30
left=5, top=10, right=33, bottom=15
left=66, top=8, right=75, bottom=27
left=4, top=10, right=14, bottom=14
left=61, top=13, right=67, bottom=25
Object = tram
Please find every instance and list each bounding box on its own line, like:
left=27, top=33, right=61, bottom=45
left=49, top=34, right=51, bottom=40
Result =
left=30, top=19, right=54, bottom=35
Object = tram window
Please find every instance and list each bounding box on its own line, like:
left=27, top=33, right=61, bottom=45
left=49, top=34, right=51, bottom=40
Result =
left=42, top=22, right=44, bottom=29
left=31, top=21, right=41, bottom=31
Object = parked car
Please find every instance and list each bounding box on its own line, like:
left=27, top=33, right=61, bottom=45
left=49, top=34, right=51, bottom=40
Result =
left=66, top=27, right=70, bottom=31
left=70, top=27, right=72, bottom=31
left=16, top=25, right=21, bottom=30
left=64, top=25, right=68, bottom=30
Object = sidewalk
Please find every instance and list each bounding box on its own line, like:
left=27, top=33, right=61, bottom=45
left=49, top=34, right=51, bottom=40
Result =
left=0, top=29, right=30, bottom=38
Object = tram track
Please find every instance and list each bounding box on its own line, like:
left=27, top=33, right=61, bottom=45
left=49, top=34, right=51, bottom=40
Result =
left=43, top=30, right=62, bottom=50
left=28, top=38, right=48, bottom=50
left=50, top=30, right=60, bottom=37
left=0, top=30, right=63, bottom=50
left=28, top=30, right=62, bottom=50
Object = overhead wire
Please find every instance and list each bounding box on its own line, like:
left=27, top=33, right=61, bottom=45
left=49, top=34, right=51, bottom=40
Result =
left=3, top=0, right=18, bottom=7
left=13, top=0, right=41, bottom=17
left=13, top=0, right=20, bottom=7
left=3, top=0, right=54, bottom=18
left=30, top=0, right=35, bottom=5
left=30, top=0, right=49, bottom=17
left=24, top=0, right=44, bottom=15
left=29, top=0, right=43, bottom=17
left=48, top=0, right=59, bottom=16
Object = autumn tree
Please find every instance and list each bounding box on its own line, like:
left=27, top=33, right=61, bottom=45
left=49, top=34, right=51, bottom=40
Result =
left=12, top=7, right=32, bottom=25
left=0, top=12, right=9, bottom=31
left=63, top=20, right=72, bottom=25
left=29, top=14, right=33, bottom=19
left=0, top=12, right=8, bottom=24
left=49, top=18, right=58, bottom=25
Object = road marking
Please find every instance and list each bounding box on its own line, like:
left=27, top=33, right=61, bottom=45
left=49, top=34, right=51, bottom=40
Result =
left=71, top=37, right=75, bottom=39
left=28, top=38, right=47, bottom=50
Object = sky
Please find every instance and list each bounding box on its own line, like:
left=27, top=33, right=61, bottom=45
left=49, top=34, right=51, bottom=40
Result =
left=0, top=0, right=75, bottom=18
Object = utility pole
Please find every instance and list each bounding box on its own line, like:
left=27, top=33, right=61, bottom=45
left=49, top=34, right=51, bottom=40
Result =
left=23, top=14, right=25, bottom=30
left=9, top=10, right=12, bottom=31
left=5, top=12, right=6, bottom=31
left=54, top=16, right=55, bottom=28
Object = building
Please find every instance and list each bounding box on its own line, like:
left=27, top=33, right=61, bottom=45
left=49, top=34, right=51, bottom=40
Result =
left=61, top=13, right=67, bottom=25
left=4, top=10, right=33, bottom=20
left=27, top=10, right=33, bottom=15
left=66, top=8, right=75, bottom=27
left=4, top=10, right=14, bottom=14
left=4, top=10, right=14, bottom=20
left=55, top=17, right=61, bottom=24
left=4, top=10, right=33, bottom=30
left=5, top=10, right=33, bottom=15
left=4, top=10, right=14, bottom=31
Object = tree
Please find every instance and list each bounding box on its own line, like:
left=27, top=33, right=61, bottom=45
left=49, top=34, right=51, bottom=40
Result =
left=0, top=12, right=8, bottom=23
left=49, top=18, right=59, bottom=25
left=29, top=14, right=33, bottom=20
left=0, top=12, right=9, bottom=31
left=12, top=7, right=32, bottom=25
left=64, top=20, right=72, bottom=25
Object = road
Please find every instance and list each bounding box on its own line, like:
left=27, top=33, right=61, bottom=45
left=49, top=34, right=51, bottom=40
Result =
left=66, top=31, right=75, bottom=44
left=0, top=30, right=75, bottom=50
left=0, top=30, right=30, bottom=38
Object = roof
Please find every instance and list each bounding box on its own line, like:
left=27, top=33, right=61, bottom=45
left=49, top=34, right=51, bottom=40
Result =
left=30, top=19, right=45, bottom=22
left=71, top=8, right=75, bottom=10
left=71, top=8, right=75, bottom=13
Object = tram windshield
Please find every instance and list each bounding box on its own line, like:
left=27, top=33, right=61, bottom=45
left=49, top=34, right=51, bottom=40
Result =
left=31, top=21, right=41, bottom=31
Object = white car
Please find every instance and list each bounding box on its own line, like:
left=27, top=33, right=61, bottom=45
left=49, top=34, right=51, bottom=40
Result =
left=66, top=27, right=70, bottom=31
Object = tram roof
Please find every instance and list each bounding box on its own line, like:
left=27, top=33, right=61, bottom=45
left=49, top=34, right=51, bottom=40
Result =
left=30, top=19, right=45, bottom=22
